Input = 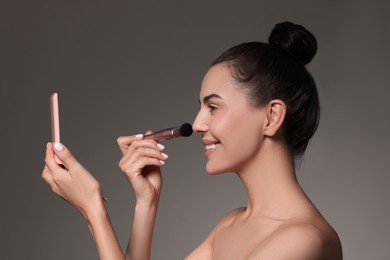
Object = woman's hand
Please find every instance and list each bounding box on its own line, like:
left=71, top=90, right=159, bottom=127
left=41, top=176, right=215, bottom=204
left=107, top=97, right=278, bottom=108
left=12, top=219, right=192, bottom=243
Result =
left=42, top=142, right=105, bottom=219
left=42, top=142, right=126, bottom=259
left=117, top=132, right=168, bottom=260
left=117, top=132, right=168, bottom=205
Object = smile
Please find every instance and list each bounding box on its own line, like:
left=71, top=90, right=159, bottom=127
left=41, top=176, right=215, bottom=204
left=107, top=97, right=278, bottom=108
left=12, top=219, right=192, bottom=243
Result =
left=205, top=143, right=220, bottom=151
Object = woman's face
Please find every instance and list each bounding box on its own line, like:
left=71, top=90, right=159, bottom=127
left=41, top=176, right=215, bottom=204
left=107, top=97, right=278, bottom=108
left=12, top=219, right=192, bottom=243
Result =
left=193, top=64, right=267, bottom=175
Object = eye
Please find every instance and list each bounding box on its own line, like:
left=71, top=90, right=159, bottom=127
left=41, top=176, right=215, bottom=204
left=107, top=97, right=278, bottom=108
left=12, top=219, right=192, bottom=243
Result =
left=208, top=104, right=217, bottom=112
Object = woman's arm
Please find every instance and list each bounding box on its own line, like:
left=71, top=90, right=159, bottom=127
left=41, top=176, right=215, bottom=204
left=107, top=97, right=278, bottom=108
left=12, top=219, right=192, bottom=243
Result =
left=117, top=133, right=167, bottom=260
left=42, top=142, right=125, bottom=260
left=126, top=200, right=159, bottom=260
left=86, top=203, right=124, bottom=260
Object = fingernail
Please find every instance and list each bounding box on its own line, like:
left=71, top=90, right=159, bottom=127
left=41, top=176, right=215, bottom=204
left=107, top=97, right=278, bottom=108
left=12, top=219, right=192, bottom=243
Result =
left=159, top=160, right=165, bottom=165
left=135, top=134, right=143, bottom=139
left=157, top=143, right=165, bottom=150
left=161, top=153, right=168, bottom=158
left=54, top=143, right=64, bottom=152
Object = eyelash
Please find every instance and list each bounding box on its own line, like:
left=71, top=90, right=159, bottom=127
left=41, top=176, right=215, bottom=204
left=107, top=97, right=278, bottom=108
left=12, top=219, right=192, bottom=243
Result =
left=208, top=104, right=217, bottom=112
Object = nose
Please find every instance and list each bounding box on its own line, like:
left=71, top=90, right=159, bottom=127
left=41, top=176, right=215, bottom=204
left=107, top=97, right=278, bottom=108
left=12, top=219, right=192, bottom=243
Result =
left=192, top=110, right=208, bottom=134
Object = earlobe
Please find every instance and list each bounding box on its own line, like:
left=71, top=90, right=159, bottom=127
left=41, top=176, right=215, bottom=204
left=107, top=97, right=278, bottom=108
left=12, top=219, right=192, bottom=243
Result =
left=264, top=100, right=286, bottom=137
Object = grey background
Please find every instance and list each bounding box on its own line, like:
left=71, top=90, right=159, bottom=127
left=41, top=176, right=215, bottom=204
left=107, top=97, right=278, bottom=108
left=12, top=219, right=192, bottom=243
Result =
left=1, top=0, right=389, bottom=259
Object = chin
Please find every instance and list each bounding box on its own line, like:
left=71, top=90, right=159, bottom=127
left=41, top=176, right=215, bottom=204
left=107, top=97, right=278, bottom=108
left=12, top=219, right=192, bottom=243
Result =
left=205, top=162, right=232, bottom=175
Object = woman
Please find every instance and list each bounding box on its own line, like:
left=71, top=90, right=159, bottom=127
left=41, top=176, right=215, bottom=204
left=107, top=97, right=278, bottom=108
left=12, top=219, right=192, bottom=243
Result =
left=42, top=22, right=342, bottom=259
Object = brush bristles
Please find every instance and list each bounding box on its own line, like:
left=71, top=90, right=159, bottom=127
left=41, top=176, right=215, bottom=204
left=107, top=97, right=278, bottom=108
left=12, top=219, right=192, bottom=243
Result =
left=173, top=123, right=193, bottom=137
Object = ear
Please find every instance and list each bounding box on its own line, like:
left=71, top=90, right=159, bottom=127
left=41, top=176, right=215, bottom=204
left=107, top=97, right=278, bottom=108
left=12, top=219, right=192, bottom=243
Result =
left=263, top=99, right=287, bottom=137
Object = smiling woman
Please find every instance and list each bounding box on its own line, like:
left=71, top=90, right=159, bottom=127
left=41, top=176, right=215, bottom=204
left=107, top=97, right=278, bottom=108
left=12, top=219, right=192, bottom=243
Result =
left=186, top=22, right=342, bottom=260
left=42, top=21, right=342, bottom=260
left=194, top=65, right=270, bottom=175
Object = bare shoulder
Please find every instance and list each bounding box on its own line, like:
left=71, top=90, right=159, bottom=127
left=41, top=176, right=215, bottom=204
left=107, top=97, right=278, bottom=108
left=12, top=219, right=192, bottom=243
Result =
left=248, top=221, right=342, bottom=260
left=185, top=207, right=246, bottom=260
left=213, top=207, right=247, bottom=229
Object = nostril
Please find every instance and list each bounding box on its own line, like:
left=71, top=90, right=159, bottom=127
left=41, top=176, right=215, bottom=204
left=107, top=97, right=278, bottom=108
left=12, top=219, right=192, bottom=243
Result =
left=192, top=123, right=200, bottom=132
left=194, top=123, right=207, bottom=134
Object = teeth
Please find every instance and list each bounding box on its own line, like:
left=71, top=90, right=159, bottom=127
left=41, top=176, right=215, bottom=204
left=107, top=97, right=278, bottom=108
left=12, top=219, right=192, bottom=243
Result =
left=205, top=144, right=219, bottom=150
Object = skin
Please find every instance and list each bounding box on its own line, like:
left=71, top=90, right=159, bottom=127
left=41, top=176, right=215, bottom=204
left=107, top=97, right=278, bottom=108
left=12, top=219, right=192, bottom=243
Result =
left=186, top=64, right=342, bottom=259
left=42, top=131, right=167, bottom=260
left=42, top=64, right=342, bottom=260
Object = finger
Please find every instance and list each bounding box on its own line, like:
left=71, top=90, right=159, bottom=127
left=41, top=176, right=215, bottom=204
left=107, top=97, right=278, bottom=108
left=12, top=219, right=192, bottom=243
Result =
left=120, top=156, right=165, bottom=178
left=127, top=138, right=165, bottom=154
left=45, top=142, right=67, bottom=173
left=41, top=165, right=53, bottom=184
left=41, top=165, right=61, bottom=194
left=52, top=143, right=81, bottom=171
left=117, top=134, right=144, bottom=155
left=120, top=140, right=167, bottom=166
left=119, top=145, right=168, bottom=169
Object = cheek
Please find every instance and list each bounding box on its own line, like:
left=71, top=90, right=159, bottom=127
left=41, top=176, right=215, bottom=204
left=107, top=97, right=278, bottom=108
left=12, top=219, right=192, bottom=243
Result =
left=223, top=112, right=265, bottom=159
left=210, top=111, right=242, bottom=138
left=230, top=125, right=262, bottom=155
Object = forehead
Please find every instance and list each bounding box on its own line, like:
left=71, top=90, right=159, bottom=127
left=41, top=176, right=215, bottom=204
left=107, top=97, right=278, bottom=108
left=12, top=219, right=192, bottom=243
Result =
left=199, top=64, right=243, bottom=101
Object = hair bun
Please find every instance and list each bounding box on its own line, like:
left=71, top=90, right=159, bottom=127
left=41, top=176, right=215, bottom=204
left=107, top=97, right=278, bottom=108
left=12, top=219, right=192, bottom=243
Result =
left=268, top=21, right=317, bottom=65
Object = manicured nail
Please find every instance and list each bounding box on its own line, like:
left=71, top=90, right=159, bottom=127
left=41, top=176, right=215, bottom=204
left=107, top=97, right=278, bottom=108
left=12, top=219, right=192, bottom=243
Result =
left=157, top=143, right=165, bottom=150
left=135, top=134, right=143, bottom=139
left=159, top=160, right=165, bottom=165
left=54, top=143, right=64, bottom=152
left=161, top=153, right=168, bottom=158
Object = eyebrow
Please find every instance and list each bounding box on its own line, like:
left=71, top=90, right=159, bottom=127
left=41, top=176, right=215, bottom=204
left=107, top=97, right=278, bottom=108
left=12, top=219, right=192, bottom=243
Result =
left=200, top=93, right=223, bottom=104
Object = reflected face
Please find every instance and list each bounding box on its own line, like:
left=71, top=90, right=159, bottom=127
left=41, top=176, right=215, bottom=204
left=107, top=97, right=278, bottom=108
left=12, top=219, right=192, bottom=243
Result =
left=192, top=64, right=267, bottom=175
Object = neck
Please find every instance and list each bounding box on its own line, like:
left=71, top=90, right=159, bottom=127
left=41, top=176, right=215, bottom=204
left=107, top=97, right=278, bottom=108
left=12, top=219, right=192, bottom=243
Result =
left=236, top=140, right=309, bottom=220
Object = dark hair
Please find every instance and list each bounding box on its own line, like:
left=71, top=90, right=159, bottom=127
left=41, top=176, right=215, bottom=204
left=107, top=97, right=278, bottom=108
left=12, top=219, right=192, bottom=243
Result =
left=212, top=21, right=319, bottom=158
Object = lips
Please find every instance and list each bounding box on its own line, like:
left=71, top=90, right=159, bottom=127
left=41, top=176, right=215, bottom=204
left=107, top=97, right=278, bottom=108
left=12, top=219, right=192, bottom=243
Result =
left=202, top=139, right=220, bottom=158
